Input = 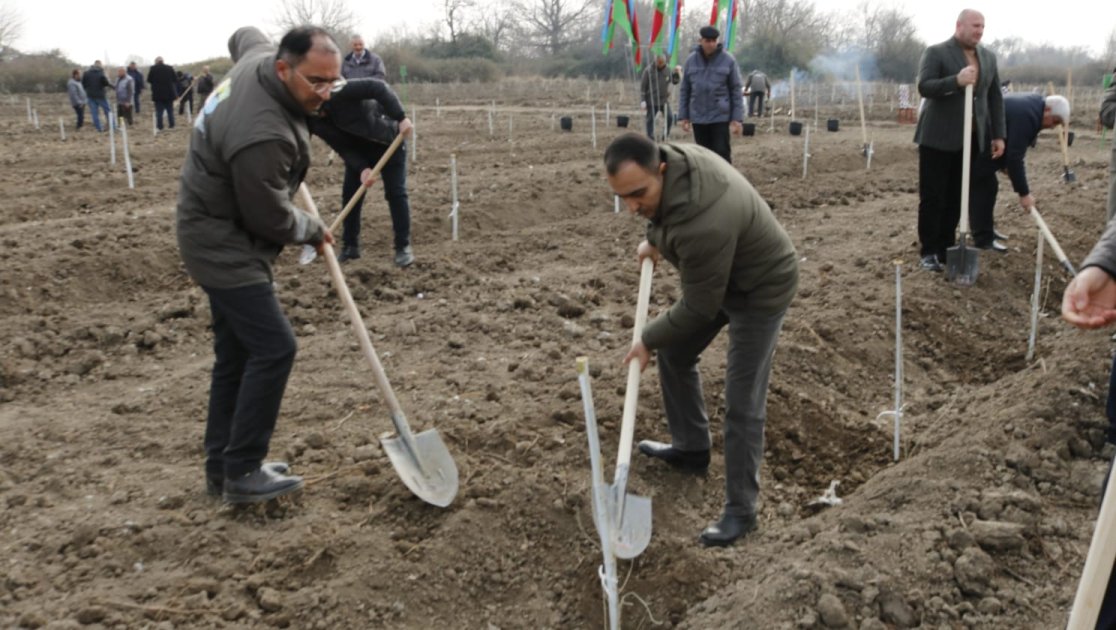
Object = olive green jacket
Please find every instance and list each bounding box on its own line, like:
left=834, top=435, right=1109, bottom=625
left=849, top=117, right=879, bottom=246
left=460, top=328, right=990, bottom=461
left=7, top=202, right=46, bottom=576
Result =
left=641, top=143, right=798, bottom=350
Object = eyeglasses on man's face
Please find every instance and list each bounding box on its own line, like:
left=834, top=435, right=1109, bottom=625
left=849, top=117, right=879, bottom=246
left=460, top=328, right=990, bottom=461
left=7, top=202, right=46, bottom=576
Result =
left=292, top=67, right=347, bottom=95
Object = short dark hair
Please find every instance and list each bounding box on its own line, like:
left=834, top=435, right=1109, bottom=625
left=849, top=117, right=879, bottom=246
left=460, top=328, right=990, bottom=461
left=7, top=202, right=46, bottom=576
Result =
left=277, top=26, right=340, bottom=66
left=604, top=132, right=660, bottom=176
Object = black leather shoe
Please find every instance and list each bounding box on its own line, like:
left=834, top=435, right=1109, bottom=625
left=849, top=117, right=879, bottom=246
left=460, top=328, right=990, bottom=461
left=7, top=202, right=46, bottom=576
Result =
left=206, top=462, right=290, bottom=497
left=222, top=466, right=303, bottom=504
left=919, top=255, right=943, bottom=272
left=337, top=246, right=361, bottom=262
left=636, top=440, right=710, bottom=473
left=699, top=513, right=757, bottom=547
left=974, top=240, right=1008, bottom=253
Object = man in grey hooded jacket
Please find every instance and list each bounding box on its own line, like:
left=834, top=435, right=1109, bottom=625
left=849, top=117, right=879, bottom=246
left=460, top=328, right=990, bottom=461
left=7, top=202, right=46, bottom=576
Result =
left=176, top=25, right=342, bottom=504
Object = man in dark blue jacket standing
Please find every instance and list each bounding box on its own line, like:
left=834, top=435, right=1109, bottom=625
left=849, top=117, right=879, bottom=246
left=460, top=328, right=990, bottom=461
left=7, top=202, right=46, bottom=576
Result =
left=81, top=61, right=112, bottom=132
left=969, top=93, right=1070, bottom=251
left=677, top=26, right=744, bottom=164
left=127, top=62, right=145, bottom=114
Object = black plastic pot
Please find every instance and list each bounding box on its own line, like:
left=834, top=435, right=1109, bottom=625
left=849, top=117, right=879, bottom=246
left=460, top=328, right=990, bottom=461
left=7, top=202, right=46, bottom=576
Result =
left=827, top=118, right=840, bottom=132
left=789, top=121, right=803, bottom=136
left=617, top=115, right=630, bottom=128
left=742, top=122, right=756, bottom=136
left=560, top=116, right=572, bottom=131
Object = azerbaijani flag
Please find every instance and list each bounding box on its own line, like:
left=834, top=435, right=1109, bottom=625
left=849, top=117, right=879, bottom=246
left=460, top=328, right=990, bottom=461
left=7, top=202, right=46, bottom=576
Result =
left=667, top=0, right=684, bottom=67
left=649, top=0, right=668, bottom=57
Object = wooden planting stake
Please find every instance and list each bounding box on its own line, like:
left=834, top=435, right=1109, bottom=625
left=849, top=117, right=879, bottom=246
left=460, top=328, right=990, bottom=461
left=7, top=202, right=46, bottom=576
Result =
left=436, top=97, right=440, bottom=117
left=614, top=195, right=620, bottom=214
left=875, top=261, right=905, bottom=461
left=789, top=70, right=796, bottom=120
left=26, top=97, right=31, bottom=123
left=508, top=114, right=513, bottom=143
left=108, top=112, right=116, bottom=166
left=1026, top=230, right=1044, bottom=363
left=801, top=125, right=810, bottom=179
left=591, top=105, right=597, bottom=150
left=59, top=118, right=65, bottom=141
left=488, top=109, right=494, bottom=137
left=856, top=64, right=869, bottom=157
left=152, top=111, right=157, bottom=137
left=121, top=120, right=134, bottom=189
left=32, top=109, right=39, bottom=130
left=449, top=154, right=459, bottom=241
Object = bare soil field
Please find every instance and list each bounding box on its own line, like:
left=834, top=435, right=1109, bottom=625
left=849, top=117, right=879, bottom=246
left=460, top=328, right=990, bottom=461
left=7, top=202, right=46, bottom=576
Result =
left=1, top=79, right=1115, bottom=629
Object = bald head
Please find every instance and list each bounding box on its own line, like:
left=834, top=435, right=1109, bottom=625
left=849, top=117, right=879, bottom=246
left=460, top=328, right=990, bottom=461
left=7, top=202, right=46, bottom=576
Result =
left=955, top=9, right=985, bottom=49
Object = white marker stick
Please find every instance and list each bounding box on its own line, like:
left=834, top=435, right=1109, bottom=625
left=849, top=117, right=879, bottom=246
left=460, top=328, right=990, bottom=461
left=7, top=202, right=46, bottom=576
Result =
left=121, top=120, right=135, bottom=189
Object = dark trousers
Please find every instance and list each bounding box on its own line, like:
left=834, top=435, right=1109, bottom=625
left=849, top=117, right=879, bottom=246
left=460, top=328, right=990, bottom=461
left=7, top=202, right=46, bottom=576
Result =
left=133, top=92, right=141, bottom=114
left=202, top=283, right=297, bottom=479
left=917, top=145, right=965, bottom=259
left=748, top=93, right=765, bottom=117
left=645, top=102, right=672, bottom=140
left=969, top=151, right=1003, bottom=246
left=178, top=94, right=194, bottom=116
left=154, top=99, right=175, bottom=130
left=340, top=143, right=411, bottom=252
left=693, top=122, right=732, bottom=164
left=656, top=304, right=787, bottom=516
left=72, top=105, right=84, bottom=130
left=116, top=103, right=134, bottom=127
left=88, top=97, right=111, bottom=132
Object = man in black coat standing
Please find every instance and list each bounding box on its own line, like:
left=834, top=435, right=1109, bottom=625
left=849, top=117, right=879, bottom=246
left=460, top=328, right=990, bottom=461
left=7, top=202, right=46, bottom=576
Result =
left=147, top=56, right=178, bottom=130
left=127, top=62, right=145, bottom=114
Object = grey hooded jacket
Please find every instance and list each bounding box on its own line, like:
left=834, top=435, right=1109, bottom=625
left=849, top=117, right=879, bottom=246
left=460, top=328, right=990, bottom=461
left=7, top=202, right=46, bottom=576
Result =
left=67, top=78, right=87, bottom=107
left=678, top=43, right=744, bottom=124
left=175, top=27, right=325, bottom=290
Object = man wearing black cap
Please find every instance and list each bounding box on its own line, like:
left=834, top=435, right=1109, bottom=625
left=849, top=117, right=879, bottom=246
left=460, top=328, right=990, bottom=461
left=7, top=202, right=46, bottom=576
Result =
left=677, top=25, right=744, bottom=163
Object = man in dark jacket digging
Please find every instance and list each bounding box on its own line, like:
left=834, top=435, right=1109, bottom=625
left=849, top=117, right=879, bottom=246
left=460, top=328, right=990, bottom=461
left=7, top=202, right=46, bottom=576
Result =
left=307, top=77, right=415, bottom=266
left=176, top=25, right=346, bottom=503
left=969, top=93, right=1070, bottom=252
left=605, top=132, right=798, bottom=547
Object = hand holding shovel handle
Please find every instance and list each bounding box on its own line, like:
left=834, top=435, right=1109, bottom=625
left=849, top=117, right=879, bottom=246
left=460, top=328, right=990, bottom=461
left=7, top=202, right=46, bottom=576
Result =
left=617, top=257, right=655, bottom=472
left=1028, top=206, right=1077, bottom=276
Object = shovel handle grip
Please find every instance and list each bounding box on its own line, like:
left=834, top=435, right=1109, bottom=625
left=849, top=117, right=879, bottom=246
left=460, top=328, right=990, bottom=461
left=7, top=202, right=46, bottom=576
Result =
left=297, top=184, right=410, bottom=430
left=1028, top=206, right=1076, bottom=275
left=328, top=133, right=406, bottom=234
left=616, top=257, right=655, bottom=470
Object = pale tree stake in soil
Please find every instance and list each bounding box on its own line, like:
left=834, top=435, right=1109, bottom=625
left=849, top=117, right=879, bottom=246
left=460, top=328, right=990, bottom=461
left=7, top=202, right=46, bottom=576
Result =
left=449, top=153, right=460, bottom=241
left=575, top=356, right=620, bottom=630
left=876, top=261, right=905, bottom=461
left=25, top=97, right=31, bottom=123
left=32, top=108, right=38, bottom=130
left=856, top=64, right=869, bottom=159
left=592, top=105, right=597, bottom=150
left=58, top=117, right=64, bottom=141
left=801, top=125, right=810, bottom=179
left=120, top=120, right=134, bottom=190
left=1026, top=230, right=1044, bottom=363
left=297, top=183, right=459, bottom=508
left=108, top=112, right=116, bottom=166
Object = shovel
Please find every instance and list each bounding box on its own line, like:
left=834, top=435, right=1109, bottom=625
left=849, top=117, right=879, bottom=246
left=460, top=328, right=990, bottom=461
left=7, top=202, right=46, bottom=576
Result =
left=1059, top=124, right=1077, bottom=183
left=296, top=183, right=458, bottom=507
left=607, top=256, right=656, bottom=559
left=299, top=133, right=407, bottom=265
left=1066, top=453, right=1116, bottom=629
left=1028, top=205, right=1078, bottom=276
left=946, top=83, right=979, bottom=286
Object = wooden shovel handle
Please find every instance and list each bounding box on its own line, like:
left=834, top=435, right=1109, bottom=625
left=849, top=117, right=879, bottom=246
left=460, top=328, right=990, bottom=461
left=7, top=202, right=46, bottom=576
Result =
left=297, top=183, right=407, bottom=420
left=328, top=133, right=406, bottom=234
left=1067, top=456, right=1116, bottom=628
left=1028, top=206, right=1074, bottom=269
left=616, top=257, right=654, bottom=470
left=960, top=83, right=974, bottom=235
left=1059, top=124, right=1072, bottom=166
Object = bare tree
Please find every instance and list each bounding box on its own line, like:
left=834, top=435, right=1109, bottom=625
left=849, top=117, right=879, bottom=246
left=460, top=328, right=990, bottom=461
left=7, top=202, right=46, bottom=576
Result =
left=740, top=0, right=835, bottom=74
left=443, top=0, right=475, bottom=44
left=475, top=3, right=518, bottom=53
left=0, top=2, right=25, bottom=56
left=273, top=0, right=358, bottom=44
left=515, top=0, right=595, bottom=57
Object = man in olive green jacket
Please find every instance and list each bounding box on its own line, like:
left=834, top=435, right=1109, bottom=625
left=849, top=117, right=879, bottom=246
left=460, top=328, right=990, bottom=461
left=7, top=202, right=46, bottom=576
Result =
left=176, top=26, right=344, bottom=504
left=913, top=9, right=1005, bottom=271
left=605, top=132, right=798, bottom=547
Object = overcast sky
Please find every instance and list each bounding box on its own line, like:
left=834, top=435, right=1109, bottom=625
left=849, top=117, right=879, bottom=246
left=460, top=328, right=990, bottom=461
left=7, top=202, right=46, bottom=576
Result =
left=11, top=0, right=1115, bottom=67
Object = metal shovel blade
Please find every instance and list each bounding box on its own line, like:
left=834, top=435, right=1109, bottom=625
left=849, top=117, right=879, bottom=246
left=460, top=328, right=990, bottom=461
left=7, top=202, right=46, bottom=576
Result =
left=1063, top=166, right=1077, bottom=183
left=382, top=429, right=459, bottom=507
left=611, top=492, right=652, bottom=559
left=945, top=240, right=979, bottom=286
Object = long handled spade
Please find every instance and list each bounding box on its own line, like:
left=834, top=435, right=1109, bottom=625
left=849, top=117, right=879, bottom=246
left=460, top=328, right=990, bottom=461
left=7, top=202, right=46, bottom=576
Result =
left=1067, top=454, right=1116, bottom=629
left=296, top=183, right=458, bottom=507
left=607, top=256, right=656, bottom=559
left=1059, top=124, right=1077, bottom=183
left=946, top=84, right=979, bottom=285
left=299, top=133, right=406, bottom=265
left=1028, top=205, right=1078, bottom=276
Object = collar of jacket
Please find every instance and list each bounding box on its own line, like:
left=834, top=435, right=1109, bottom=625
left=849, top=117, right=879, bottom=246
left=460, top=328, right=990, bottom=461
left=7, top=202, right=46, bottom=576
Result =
left=256, top=59, right=307, bottom=119
left=695, top=43, right=725, bottom=61
left=346, top=50, right=370, bottom=64
left=652, top=143, right=731, bottom=226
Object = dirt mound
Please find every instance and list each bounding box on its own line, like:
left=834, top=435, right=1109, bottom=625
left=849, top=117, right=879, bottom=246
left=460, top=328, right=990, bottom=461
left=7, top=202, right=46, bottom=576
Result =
left=1, top=84, right=1114, bottom=629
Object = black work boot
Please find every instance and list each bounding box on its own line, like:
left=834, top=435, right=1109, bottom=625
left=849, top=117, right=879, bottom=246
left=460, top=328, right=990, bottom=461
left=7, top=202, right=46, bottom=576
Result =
left=222, top=466, right=303, bottom=504
left=337, top=245, right=361, bottom=262
left=636, top=440, right=710, bottom=473
left=699, top=513, right=757, bottom=547
left=206, top=462, right=291, bottom=497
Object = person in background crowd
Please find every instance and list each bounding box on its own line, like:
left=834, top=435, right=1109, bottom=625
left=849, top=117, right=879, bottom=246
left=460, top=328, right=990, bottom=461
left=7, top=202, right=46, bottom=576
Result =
left=67, top=69, right=87, bottom=130
left=605, top=132, right=797, bottom=548
left=177, top=69, right=195, bottom=116
left=641, top=54, right=675, bottom=140
left=114, top=66, right=135, bottom=126
left=176, top=25, right=346, bottom=504
left=127, top=62, right=145, bottom=114
left=744, top=69, right=771, bottom=117
left=81, top=60, right=112, bottom=132
left=968, top=93, right=1070, bottom=252
left=913, top=9, right=1005, bottom=272
left=341, top=34, right=385, bottom=80
left=147, top=56, right=178, bottom=130
left=677, top=25, right=744, bottom=164
left=196, top=66, right=216, bottom=105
